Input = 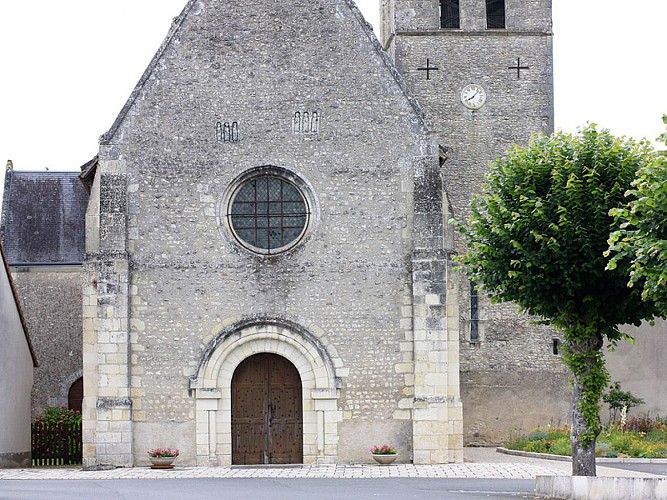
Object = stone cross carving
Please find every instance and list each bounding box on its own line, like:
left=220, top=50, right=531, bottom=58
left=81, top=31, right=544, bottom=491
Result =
left=417, top=58, right=439, bottom=80
left=508, top=57, right=529, bottom=79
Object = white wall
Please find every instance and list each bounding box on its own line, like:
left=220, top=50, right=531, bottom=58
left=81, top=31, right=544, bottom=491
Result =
left=0, top=253, right=34, bottom=467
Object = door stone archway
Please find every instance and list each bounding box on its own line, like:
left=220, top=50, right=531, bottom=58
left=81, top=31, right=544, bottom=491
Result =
left=232, top=353, right=303, bottom=464
left=190, top=320, right=343, bottom=466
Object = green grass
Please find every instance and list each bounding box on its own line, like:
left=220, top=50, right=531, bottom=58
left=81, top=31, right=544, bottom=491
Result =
left=505, top=420, right=667, bottom=459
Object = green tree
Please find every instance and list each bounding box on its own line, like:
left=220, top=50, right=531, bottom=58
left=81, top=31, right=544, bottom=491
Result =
left=602, top=381, right=645, bottom=424
left=454, top=125, right=659, bottom=476
left=658, top=115, right=667, bottom=156
left=608, top=115, right=667, bottom=310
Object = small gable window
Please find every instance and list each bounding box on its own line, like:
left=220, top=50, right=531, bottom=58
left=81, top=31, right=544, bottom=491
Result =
left=440, top=0, right=460, bottom=29
left=486, top=0, right=506, bottom=29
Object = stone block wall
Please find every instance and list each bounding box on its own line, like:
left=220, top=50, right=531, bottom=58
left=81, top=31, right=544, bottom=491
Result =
left=11, top=271, right=83, bottom=417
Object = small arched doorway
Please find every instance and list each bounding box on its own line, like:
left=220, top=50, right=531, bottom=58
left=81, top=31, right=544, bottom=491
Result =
left=231, top=353, right=303, bottom=464
left=68, top=377, right=84, bottom=413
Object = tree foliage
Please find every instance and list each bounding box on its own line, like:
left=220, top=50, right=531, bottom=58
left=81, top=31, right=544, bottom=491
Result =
left=608, top=115, right=667, bottom=311
left=658, top=115, right=667, bottom=156
left=454, top=125, right=660, bottom=475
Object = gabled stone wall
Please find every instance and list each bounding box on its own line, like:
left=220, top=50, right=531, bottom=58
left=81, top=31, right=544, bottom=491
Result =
left=83, top=0, right=462, bottom=466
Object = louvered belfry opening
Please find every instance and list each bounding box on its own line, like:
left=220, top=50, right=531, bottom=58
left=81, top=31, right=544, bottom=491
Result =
left=486, top=0, right=506, bottom=28
left=440, top=0, right=460, bottom=29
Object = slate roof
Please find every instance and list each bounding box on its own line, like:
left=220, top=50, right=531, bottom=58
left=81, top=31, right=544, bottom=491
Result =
left=0, top=169, right=88, bottom=265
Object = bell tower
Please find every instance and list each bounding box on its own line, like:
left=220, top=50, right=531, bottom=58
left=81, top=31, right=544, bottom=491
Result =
left=381, top=0, right=554, bottom=221
left=382, top=1, right=568, bottom=447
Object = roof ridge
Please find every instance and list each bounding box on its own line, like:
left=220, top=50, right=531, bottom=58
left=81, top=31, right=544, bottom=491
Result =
left=8, top=170, right=81, bottom=175
left=100, top=0, right=198, bottom=145
left=100, top=0, right=430, bottom=145
left=342, top=0, right=427, bottom=129
left=0, top=167, right=13, bottom=244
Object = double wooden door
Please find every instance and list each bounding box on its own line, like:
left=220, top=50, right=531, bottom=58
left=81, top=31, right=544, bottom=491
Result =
left=231, top=353, right=303, bottom=464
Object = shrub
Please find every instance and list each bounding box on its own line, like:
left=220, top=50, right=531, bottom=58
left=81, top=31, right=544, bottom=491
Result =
left=527, top=429, right=549, bottom=441
left=508, top=421, right=667, bottom=459
left=608, top=433, right=636, bottom=454
left=507, top=427, right=571, bottom=455
left=624, top=416, right=665, bottom=433
left=646, top=428, right=667, bottom=442
left=595, top=442, right=611, bottom=457
left=147, top=448, right=179, bottom=458
left=546, top=426, right=570, bottom=440
left=549, top=440, right=572, bottom=456
left=32, top=406, right=82, bottom=465
left=523, top=440, right=549, bottom=454
left=370, top=444, right=397, bottom=455
left=33, top=406, right=82, bottom=425
left=504, top=436, right=529, bottom=451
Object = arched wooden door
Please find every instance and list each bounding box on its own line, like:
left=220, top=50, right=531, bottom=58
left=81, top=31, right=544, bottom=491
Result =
left=231, top=353, right=303, bottom=464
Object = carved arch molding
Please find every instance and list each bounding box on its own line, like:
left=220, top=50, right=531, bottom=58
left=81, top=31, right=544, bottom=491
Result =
left=190, top=319, right=342, bottom=466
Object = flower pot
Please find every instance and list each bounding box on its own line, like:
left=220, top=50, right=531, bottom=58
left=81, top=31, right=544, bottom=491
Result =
left=149, top=456, right=176, bottom=468
left=371, top=453, right=397, bottom=465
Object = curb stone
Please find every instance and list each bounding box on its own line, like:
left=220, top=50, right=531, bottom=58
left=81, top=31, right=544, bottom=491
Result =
left=497, top=446, right=667, bottom=464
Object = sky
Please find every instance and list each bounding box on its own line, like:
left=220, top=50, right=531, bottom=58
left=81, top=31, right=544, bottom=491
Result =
left=1, top=0, right=666, bottom=202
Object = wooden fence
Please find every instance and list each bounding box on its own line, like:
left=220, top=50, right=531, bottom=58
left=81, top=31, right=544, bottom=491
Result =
left=31, top=421, right=82, bottom=466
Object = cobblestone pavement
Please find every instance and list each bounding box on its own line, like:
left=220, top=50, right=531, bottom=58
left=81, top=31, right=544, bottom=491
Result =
left=0, top=448, right=659, bottom=481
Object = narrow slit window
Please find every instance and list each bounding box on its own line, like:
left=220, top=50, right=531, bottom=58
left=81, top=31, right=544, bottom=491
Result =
left=486, top=0, right=505, bottom=29
left=552, top=339, right=561, bottom=355
left=440, top=0, right=460, bottom=29
left=470, top=282, right=479, bottom=342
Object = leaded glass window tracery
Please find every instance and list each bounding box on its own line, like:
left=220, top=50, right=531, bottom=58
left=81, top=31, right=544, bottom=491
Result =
left=229, top=175, right=310, bottom=253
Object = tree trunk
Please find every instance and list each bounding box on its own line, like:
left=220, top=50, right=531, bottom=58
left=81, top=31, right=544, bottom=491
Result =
left=571, top=373, right=598, bottom=476
left=567, top=334, right=606, bottom=477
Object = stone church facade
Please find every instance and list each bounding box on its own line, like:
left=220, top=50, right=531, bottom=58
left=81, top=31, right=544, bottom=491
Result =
left=78, top=0, right=568, bottom=467
left=6, top=0, right=666, bottom=469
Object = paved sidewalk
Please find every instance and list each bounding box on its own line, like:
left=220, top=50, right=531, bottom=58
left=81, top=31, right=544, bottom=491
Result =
left=0, top=448, right=659, bottom=481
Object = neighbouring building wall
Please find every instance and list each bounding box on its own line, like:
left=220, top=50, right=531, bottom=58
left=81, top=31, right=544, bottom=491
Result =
left=605, top=319, right=667, bottom=421
left=0, top=250, right=35, bottom=468
left=11, top=271, right=83, bottom=417
left=0, top=169, right=88, bottom=419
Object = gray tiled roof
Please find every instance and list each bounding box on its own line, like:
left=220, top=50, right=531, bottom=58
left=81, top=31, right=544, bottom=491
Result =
left=0, top=170, right=88, bottom=265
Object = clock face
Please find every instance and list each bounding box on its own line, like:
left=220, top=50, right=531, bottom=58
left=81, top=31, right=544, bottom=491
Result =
left=460, top=84, right=487, bottom=109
